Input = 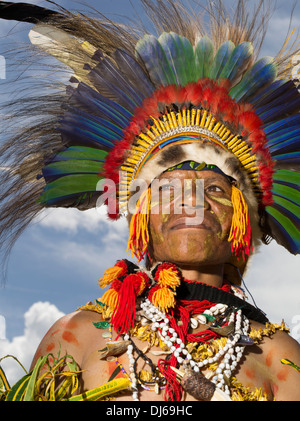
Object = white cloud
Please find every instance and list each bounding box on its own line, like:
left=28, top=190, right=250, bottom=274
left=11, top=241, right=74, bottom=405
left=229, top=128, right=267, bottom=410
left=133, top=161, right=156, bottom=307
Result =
left=36, top=207, right=128, bottom=236
left=0, top=302, right=65, bottom=386
left=245, top=242, right=300, bottom=337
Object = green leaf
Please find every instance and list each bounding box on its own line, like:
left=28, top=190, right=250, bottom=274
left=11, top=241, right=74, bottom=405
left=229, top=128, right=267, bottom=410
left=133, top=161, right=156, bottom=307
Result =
left=204, top=314, right=215, bottom=323
left=93, top=321, right=111, bottom=329
left=23, top=355, right=48, bottom=401
left=5, top=373, right=31, bottom=401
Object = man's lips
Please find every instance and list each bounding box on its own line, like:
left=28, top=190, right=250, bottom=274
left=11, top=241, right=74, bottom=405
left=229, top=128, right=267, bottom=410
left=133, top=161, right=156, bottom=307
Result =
left=169, top=217, right=212, bottom=231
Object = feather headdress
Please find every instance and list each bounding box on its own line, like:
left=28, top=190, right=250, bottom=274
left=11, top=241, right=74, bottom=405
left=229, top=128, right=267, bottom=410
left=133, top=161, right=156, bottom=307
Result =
left=0, top=0, right=299, bottom=278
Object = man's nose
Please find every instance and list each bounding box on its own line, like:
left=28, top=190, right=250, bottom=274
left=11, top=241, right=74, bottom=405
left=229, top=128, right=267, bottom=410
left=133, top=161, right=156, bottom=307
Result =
left=174, top=181, right=210, bottom=213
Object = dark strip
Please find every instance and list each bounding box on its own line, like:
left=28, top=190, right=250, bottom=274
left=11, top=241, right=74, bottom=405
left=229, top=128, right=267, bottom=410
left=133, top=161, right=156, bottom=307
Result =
left=0, top=1, right=59, bottom=23
left=107, top=364, right=122, bottom=382
left=177, top=281, right=269, bottom=324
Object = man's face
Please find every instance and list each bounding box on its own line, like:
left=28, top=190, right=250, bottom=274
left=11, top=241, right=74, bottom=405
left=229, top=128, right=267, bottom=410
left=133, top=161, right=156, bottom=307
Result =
left=148, top=169, right=234, bottom=268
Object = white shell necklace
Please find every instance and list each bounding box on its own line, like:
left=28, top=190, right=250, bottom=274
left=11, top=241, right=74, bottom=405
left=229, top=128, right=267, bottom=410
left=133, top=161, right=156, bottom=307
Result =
left=124, top=286, right=251, bottom=400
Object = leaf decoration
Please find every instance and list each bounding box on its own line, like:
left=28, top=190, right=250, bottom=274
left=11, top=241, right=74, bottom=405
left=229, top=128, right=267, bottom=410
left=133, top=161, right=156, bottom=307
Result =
left=93, top=321, right=111, bottom=329
left=281, top=358, right=300, bottom=373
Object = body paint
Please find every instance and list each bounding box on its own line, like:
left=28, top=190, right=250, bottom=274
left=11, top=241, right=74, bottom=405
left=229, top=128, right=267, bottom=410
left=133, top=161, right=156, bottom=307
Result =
left=62, top=331, right=79, bottom=346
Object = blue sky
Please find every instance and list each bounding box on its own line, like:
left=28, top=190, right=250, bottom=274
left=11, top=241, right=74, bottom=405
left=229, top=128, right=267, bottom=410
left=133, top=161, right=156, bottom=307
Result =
left=0, top=0, right=299, bottom=384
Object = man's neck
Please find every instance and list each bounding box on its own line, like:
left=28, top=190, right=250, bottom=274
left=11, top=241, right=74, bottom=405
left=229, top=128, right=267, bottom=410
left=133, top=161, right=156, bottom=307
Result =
left=178, top=264, right=224, bottom=288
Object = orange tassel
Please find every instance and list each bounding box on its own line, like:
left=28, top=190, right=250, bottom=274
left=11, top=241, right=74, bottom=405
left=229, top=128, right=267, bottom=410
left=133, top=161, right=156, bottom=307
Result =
left=99, top=266, right=124, bottom=288
left=156, top=264, right=181, bottom=289
left=228, top=185, right=252, bottom=260
left=151, top=286, right=176, bottom=313
left=149, top=263, right=182, bottom=312
left=100, top=280, right=122, bottom=311
left=127, top=188, right=151, bottom=262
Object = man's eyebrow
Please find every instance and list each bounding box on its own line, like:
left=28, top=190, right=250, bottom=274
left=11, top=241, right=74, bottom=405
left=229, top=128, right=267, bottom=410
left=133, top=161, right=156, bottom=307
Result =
left=198, top=176, right=232, bottom=186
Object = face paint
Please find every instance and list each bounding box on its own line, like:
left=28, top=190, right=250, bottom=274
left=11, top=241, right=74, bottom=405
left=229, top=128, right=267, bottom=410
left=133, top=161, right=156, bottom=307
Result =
left=207, top=195, right=233, bottom=207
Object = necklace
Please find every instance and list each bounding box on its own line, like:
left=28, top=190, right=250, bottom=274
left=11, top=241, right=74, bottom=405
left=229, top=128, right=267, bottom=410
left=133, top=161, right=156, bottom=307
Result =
left=123, top=284, right=252, bottom=401
left=98, top=260, right=260, bottom=401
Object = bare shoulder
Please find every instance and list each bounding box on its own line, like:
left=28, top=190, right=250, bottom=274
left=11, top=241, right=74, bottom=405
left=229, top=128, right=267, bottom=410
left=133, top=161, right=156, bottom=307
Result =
left=251, top=321, right=300, bottom=401
left=30, top=310, right=104, bottom=370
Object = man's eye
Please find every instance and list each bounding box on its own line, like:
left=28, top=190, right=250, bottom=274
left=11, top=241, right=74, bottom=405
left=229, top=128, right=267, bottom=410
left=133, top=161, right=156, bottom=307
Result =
left=207, top=185, right=223, bottom=193
left=159, top=184, right=174, bottom=192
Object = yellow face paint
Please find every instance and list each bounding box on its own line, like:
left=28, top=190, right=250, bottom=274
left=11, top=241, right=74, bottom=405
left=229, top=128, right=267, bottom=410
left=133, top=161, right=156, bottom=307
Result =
left=207, top=195, right=233, bottom=207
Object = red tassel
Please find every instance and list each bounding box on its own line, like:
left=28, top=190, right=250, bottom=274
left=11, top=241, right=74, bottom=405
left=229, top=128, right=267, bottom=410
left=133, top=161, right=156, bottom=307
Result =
left=111, top=273, right=150, bottom=337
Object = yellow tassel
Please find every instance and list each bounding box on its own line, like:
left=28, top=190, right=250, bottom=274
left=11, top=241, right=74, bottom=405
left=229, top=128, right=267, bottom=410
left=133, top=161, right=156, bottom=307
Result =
left=98, top=266, right=124, bottom=288
left=101, top=289, right=119, bottom=311
left=228, top=185, right=252, bottom=258
left=127, top=188, right=151, bottom=262
left=157, top=267, right=181, bottom=290
left=152, top=287, right=176, bottom=313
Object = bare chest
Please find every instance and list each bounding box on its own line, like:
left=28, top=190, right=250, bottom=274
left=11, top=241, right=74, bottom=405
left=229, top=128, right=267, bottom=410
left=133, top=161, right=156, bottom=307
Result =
left=78, top=325, right=273, bottom=401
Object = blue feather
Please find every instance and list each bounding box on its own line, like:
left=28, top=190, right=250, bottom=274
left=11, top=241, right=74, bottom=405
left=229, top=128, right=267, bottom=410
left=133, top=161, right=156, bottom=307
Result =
left=91, top=53, right=144, bottom=108
left=43, top=159, right=103, bottom=182
left=249, top=79, right=286, bottom=104
left=219, top=42, right=253, bottom=82
left=266, top=127, right=300, bottom=147
left=256, top=96, right=300, bottom=123
left=209, top=41, right=235, bottom=80
left=74, top=83, right=133, bottom=128
left=269, top=137, right=300, bottom=154
left=263, top=114, right=300, bottom=135
left=136, top=34, right=177, bottom=86
left=273, top=152, right=300, bottom=164
left=114, top=49, right=154, bottom=98
left=229, top=57, right=277, bottom=102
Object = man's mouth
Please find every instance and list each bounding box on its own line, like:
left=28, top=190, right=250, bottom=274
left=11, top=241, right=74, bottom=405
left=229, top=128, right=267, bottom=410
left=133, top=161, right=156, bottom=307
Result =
left=169, top=217, right=211, bottom=231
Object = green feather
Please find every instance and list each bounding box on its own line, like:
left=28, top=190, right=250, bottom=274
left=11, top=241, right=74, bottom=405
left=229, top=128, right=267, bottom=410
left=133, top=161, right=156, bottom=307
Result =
left=273, top=169, right=300, bottom=185
left=209, top=41, right=235, bottom=80
left=266, top=206, right=300, bottom=244
left=45, top=159, right=103, bottom=175
left=273, top=195, right=300, bottom=218
left=194, top=36, right=214, bottom=79
left=272, top=183, right=300, bottom=206
left=40, top=174, right=102, bottom=202
left=136, top=34, right=176, bottom=86
left=219, top=42, right=253, bottom=82
left=158, top=32, right=196, bottom=85
left=56, top=146, right=108, bottom=161
left=229, top=57, right=277, bottom=101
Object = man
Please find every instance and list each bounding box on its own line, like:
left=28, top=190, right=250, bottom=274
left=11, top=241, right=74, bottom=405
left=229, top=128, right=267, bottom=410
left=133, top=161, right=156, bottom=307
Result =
left=1, top=0, right=300, bottom=401
left=30, top=165, right=300, bottom=401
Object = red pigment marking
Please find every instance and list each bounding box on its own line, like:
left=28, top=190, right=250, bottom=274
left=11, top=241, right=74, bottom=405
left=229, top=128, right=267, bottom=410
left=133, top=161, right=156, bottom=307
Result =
left=61, top=318, right=78, bottom=330
left=62, top=330, right=79, bottom=346
left=272, top=383, right=279, bottom=398
left=245, top=369, right=255, bottom=379
left=266, top=350, right=273, bottom=367
left=50, top=329, right=60, bottom=337
left=277, top=368, right=288, bottom=382
left=263, top=381, right=271, bottom=396
left=46, top=343, right=55, bottom=353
